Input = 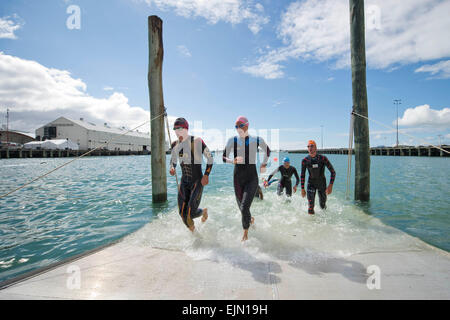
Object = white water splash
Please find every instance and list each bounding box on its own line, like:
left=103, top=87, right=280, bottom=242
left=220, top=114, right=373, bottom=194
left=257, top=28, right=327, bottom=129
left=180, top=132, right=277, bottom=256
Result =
left=125, top=190, right=426, bottom=266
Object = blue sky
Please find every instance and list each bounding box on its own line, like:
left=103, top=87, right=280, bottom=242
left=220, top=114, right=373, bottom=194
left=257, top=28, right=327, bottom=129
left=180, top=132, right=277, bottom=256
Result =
left=1, top=0, right=449, bottom=149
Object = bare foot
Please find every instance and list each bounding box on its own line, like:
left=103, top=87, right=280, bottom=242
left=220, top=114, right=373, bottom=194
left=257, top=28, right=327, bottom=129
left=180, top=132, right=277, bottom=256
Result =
left=250, top=216, right=255, bottom=229
left=188, top=224, right=195, bottom=232
left=201, top=208, right=208, bottom=223
left=242, top=229, right=249, bottom=242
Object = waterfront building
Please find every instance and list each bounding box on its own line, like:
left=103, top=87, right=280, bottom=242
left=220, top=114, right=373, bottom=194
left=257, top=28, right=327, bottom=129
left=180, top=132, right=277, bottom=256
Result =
left=35, top=117, right=151, bottom=151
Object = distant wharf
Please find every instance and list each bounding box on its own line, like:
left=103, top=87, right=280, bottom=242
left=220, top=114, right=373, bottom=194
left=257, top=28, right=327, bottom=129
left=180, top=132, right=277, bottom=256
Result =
left=0, top=149, right=165, bottom=159
left=1, top=146, right=449, bottom=159
left=289, top=145, right=450, bottom=157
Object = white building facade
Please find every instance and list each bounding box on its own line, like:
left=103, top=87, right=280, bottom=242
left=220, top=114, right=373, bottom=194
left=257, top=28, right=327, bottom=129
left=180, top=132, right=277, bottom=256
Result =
left=35, top=117, right=151, bottom=151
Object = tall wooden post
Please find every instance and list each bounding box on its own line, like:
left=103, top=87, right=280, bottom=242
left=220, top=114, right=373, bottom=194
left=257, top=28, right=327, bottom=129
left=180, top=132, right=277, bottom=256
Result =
left=148, top=15, right=167, bottom=203
left=350, top=0, right=370, bottom=201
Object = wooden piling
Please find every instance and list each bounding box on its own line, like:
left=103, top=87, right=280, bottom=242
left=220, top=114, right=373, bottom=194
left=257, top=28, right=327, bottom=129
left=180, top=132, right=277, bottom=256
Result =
left=148, top=15, right=167, bottom=203
left=350, top=0, right=370, bottom=202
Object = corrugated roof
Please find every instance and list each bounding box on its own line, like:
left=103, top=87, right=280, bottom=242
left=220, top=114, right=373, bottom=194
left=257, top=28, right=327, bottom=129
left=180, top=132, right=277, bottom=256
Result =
left=60, top=117, right=150, bottom=138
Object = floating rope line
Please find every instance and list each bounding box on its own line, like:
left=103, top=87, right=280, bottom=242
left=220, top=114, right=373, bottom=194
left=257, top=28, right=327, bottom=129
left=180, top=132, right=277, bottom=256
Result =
left=0, top=112, right=165, bottom=200
left=164, top=107, right=179, bottom=188
left=351, top=111, right=450, bottom=155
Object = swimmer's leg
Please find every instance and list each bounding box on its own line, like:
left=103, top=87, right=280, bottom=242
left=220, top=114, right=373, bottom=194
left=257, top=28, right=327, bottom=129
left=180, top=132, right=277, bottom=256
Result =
left=318, top=187, right=327, bottom=210
left=276, top=182, right=283, bottom=196
left=285, top=180, right=293, bottom=197
left=186, top=181, right=204, bottom=231
left=241, top=176, right=258, bottom=241
left=307, top=183, right=317, bottom=215
left=178, top=180, right=191, bottom=227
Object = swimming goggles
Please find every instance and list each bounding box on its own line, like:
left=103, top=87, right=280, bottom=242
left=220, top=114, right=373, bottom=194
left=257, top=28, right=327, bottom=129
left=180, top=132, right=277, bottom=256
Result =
left=235, top=122, right=248, bottom=129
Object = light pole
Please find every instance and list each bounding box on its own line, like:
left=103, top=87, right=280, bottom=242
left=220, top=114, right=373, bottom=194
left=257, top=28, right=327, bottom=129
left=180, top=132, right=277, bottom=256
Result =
left=393, top=99, right=401, bottom=147
left=438, top=134, right=443, bottom=146
left=6, top=108, right=9, bottom=149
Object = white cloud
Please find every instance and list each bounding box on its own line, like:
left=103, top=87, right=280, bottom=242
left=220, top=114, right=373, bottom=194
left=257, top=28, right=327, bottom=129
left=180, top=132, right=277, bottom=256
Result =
left=0, top=52, right=152, bottom=133
left=397, top=105, right=450, bottom=128
left=237, top=58, right=284, bottom=79
left=0, top=15, right=24, bottom=39
left=272, top=100, right=286, bottom=107
left=141, top=0, right=269, bottom=34
left=177, top=44, right=192, bottom=58
left=239, top=0, right=450, bottom=79
left=415, top=60, right=450, bottom=79
left=103, top=86, right=114, bottom=91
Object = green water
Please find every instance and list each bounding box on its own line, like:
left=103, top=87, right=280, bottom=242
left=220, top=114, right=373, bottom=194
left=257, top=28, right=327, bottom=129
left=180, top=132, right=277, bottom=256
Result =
left=0, top=154, right=448, bottom=284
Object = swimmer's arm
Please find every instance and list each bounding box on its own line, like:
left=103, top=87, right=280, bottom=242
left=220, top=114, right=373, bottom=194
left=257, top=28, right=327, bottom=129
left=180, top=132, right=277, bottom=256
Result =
left=300, top=159, right=306, bottom=190
left=293, top=167, right=300, bottom=186
left=170, top=141, right=178, bottom=169
left=201, top=138, right=213, bottom=176
left=267, top=166, right=280, bottom=183
left=324, top=156, right=336, bottom=185
left=258, top=137, right=271, bottom=167
left=222, top=137, right=234, bottom=164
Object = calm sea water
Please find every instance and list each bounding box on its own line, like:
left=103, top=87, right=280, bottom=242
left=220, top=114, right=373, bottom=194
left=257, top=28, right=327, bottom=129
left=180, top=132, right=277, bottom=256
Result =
left=0, top=154, right=449, bottom=283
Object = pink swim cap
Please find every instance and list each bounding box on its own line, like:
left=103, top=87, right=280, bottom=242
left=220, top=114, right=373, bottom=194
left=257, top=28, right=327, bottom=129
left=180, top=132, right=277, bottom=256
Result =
left=235, top=116, right=249, bottom=126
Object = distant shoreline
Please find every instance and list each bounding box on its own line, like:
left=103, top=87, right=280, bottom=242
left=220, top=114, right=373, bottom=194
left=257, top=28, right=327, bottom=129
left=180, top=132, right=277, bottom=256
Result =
left=1, top=145, right=449, bottom=159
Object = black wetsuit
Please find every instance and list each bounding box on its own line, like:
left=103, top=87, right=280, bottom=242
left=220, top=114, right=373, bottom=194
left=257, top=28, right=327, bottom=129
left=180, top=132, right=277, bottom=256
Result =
left=267, top=165, right=300, bottom=197
left=301, top=154, right=336, bottom=214
left=170, top=136, right=213, bottom=228
left=223, top=135, right=270, bottom=229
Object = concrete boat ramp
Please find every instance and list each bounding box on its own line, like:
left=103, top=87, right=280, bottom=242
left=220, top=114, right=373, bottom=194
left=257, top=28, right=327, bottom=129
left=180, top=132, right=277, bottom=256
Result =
left=0, top=228, right=449, bottom=300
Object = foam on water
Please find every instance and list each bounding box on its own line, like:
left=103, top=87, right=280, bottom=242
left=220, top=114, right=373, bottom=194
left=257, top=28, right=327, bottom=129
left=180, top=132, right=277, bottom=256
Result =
left=125, top=188, right=427, bottom=267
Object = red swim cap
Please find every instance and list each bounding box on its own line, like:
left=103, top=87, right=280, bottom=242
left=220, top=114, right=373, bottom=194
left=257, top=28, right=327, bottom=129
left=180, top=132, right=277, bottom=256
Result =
left=308, top=140, right=316, bottom=147
left=235, top=116, right=249, bottom=126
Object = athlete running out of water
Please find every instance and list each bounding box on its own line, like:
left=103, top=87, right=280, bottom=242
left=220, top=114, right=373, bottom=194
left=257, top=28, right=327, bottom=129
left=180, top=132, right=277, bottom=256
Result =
left=301, top=140, right=336, bottom=215
left=264, top=157, right=299, bottom=197
left=223, top=116, right=271, bottom=241
left=170, top=118, right=214, bottom=232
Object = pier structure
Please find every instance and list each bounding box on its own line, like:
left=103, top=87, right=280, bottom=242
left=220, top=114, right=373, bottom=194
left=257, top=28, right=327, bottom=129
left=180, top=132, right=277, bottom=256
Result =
left=148, top=15, right=167, bottom=203
left=289, top=145, right=450, bottom=157
left=350, top=0, right=370, bottom=202
left=0, top=149, right=154, bottom=159
left=0, top=226, right=448, bottom=299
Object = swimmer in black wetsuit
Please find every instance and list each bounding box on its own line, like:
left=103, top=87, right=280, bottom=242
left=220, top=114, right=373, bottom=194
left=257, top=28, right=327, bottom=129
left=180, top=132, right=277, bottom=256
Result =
left=300, top=140, right=336, bottom=215
left=223, top=116, right=271, bottom=241
left=264, top=157, right=299, bottom=197
left=170, top=118, right=214, bottom=232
